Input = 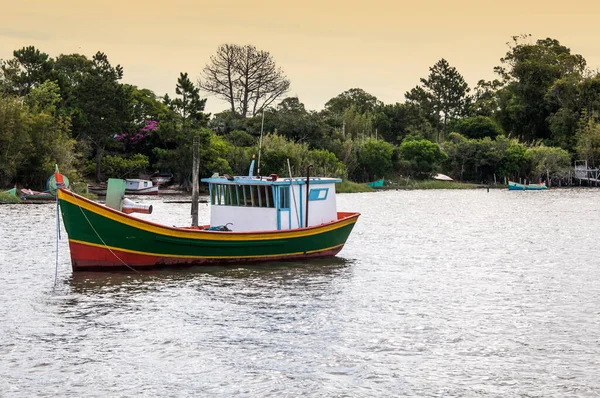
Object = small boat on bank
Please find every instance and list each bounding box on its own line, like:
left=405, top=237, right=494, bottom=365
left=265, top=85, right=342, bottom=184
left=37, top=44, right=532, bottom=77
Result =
left=87, top=183, right=107, bottom=195
left=2, top=167, right=69, bottom=203
left=18, top=188, right=55, bottom=201
left=58, top=174, right=360, bottom=271
left=433, top=173, right=454, bottom=181
left=508, top=181, right=547, bottom=191
left=125, top=179, right=158, bottom=195
left=150, top=172, right=173, bottom=186
left=366, top=178, right=384, bottom=188
left=88, top=179, right=159, bottom=196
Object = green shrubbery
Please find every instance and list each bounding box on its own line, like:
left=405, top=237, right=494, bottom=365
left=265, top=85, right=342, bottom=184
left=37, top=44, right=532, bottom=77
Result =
left=335, top=180, right=375, bottom=193
left=0, top=191, right=21, bottom=203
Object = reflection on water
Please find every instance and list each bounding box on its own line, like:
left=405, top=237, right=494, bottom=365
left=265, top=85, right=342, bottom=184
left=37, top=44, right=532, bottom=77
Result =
left=65, top=257, right=353, bottom=294
left=2, top=190, right=600, bottom=396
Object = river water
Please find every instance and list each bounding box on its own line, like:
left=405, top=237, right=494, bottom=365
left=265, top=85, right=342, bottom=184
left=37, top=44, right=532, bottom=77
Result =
left=1, top=188, right=600, bottom=397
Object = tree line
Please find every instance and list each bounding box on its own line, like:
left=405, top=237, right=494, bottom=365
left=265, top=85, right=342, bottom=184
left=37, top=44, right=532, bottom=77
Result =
left=1, top=35, right=599, bottom=190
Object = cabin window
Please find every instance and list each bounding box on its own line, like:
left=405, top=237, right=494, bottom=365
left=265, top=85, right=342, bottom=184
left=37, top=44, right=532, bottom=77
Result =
left=279, top=186, right=290, bottom=209
left=264, top=186, right=271, bottom=207
left=249, top=185, right=274, bottom=208
left=210, top=184, right=275, bottom=208
left=217, top=185, right=223, bottom=205
left=254, top=185, right=262, bottom=207
left=245, top=185, right=253, bottom=206
left=211, top=184, right=224, bottom=205
left=222, top=185, right=240, bottom=206
left=223, top=185, right=230, bottom=205
left=266, top=186, right=274, bottom=207
left=308, top=188, right=328, bottom=201
left=226, top=185, right=234, bottom=205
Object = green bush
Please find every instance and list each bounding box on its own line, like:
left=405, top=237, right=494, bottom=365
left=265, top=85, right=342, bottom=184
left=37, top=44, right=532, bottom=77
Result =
left=398, top=139, right=447, bottom=178
left=335, top=180, right=374, bottom=193
left=86, top=153, right=150, bottom=180
left=0, top=191, right=21, bottom=203
left=358, top=139, right=394, bottom=181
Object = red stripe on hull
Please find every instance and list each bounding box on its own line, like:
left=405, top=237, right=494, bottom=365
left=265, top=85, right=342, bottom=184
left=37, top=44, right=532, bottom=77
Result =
left=68, top=241, right=344, bottom=272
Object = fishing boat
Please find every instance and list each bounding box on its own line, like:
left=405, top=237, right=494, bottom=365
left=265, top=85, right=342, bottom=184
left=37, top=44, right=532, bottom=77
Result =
left=508, top=181, right=547, bottom=190
left=125, top=179, right=159, bottom=195
left=366, top=178, right=384, bottom=188
left=57, top=174, right=360, bottom=271
left=18, top=188, right=55, bottom=201
left=13, top=171, right=70, bottom=201
left=88, top=179, right=158, bottom=196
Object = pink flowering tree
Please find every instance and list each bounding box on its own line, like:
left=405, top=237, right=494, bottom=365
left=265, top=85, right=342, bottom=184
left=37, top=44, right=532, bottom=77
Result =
left=115, top=120, right=158, bottom=150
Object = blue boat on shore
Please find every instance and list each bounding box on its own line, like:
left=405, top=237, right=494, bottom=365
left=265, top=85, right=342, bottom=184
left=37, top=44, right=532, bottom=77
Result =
left=508, top=181, right=547, bottom=191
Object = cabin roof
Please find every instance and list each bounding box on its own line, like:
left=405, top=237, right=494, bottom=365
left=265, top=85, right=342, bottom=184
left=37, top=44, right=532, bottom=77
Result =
left=201, top=176, right=341, bottom=186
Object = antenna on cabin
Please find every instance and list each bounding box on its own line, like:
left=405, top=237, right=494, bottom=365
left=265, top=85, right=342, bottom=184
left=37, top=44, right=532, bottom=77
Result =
left=257, top=111, right=265, bottom=177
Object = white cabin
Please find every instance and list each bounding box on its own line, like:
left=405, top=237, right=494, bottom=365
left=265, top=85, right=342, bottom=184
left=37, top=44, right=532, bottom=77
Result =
left=200, top=175, right=342, bottom=232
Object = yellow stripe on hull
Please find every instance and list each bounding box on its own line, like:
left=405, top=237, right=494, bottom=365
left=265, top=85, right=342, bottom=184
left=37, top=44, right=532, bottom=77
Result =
left=58, top=189, right=358, bottom=241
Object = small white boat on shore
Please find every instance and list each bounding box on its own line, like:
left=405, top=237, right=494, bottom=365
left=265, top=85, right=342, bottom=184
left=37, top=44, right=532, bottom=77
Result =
left=125, top=179, right=158, bottom=195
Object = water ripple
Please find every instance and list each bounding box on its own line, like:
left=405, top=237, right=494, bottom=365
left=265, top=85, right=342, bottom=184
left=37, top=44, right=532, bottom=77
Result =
left=1, top=190, right=600, bottom=396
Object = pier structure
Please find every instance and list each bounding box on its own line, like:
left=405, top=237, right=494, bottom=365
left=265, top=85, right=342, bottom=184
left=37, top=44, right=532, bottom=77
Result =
left=574, top=160, right=600, bottom=185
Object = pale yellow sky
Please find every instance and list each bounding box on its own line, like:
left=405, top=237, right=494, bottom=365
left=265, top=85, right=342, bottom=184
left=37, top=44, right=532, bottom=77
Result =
left=1, top=0, right=599, bottom=114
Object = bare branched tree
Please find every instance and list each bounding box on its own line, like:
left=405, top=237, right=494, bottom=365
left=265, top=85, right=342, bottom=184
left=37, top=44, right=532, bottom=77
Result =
left=199, top=44, right=290, bottom=118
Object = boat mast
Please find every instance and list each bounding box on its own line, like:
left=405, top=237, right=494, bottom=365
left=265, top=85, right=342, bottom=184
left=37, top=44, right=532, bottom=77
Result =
left=305, top=164, right=313, bottom=228
left=287, top=159, right=300, bottom=228
left=191, top=135, right=199, bottom=227
left=257, top=111, right=265, bottom=177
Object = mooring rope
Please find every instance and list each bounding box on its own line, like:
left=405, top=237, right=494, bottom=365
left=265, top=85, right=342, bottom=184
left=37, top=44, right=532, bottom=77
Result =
left=69, top=192, right=140, bottom=274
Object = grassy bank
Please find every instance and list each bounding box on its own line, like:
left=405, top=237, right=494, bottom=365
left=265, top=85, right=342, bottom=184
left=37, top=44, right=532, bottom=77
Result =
left=335, top=180, right=375, bottom=193
left=336, top=177, right=484, bottom=192
left=0, top=191, right=22, bottom=203
left=387, top=179, right=480, bottom=190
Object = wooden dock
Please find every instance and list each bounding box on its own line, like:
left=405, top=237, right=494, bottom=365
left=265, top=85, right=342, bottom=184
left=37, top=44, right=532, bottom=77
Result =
left=574, top=160, right=600, bottom=184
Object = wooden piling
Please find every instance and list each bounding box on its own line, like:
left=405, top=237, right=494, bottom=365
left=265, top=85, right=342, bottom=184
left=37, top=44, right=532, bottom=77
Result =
left=191, top=135, right=199, bottom=227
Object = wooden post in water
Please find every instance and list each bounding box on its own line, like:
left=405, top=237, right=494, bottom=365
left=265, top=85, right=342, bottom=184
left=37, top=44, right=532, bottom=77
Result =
left=569, top=171, right=572, bottom=186
left=191, top=135, right=199, bottom=227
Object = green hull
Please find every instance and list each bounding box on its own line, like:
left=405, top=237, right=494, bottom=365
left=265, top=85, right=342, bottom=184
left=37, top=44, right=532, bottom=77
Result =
left=58, top=189, right=359, bottom=271
left=366, top=178, right=384, bottom=188
left=508, top=181, right=547, bottom=190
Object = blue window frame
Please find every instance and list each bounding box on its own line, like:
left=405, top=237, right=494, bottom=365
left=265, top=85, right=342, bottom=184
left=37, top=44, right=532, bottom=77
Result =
left=279, top=186, right=290, bottom=209
left=308, top=188, right=328, bottom=201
